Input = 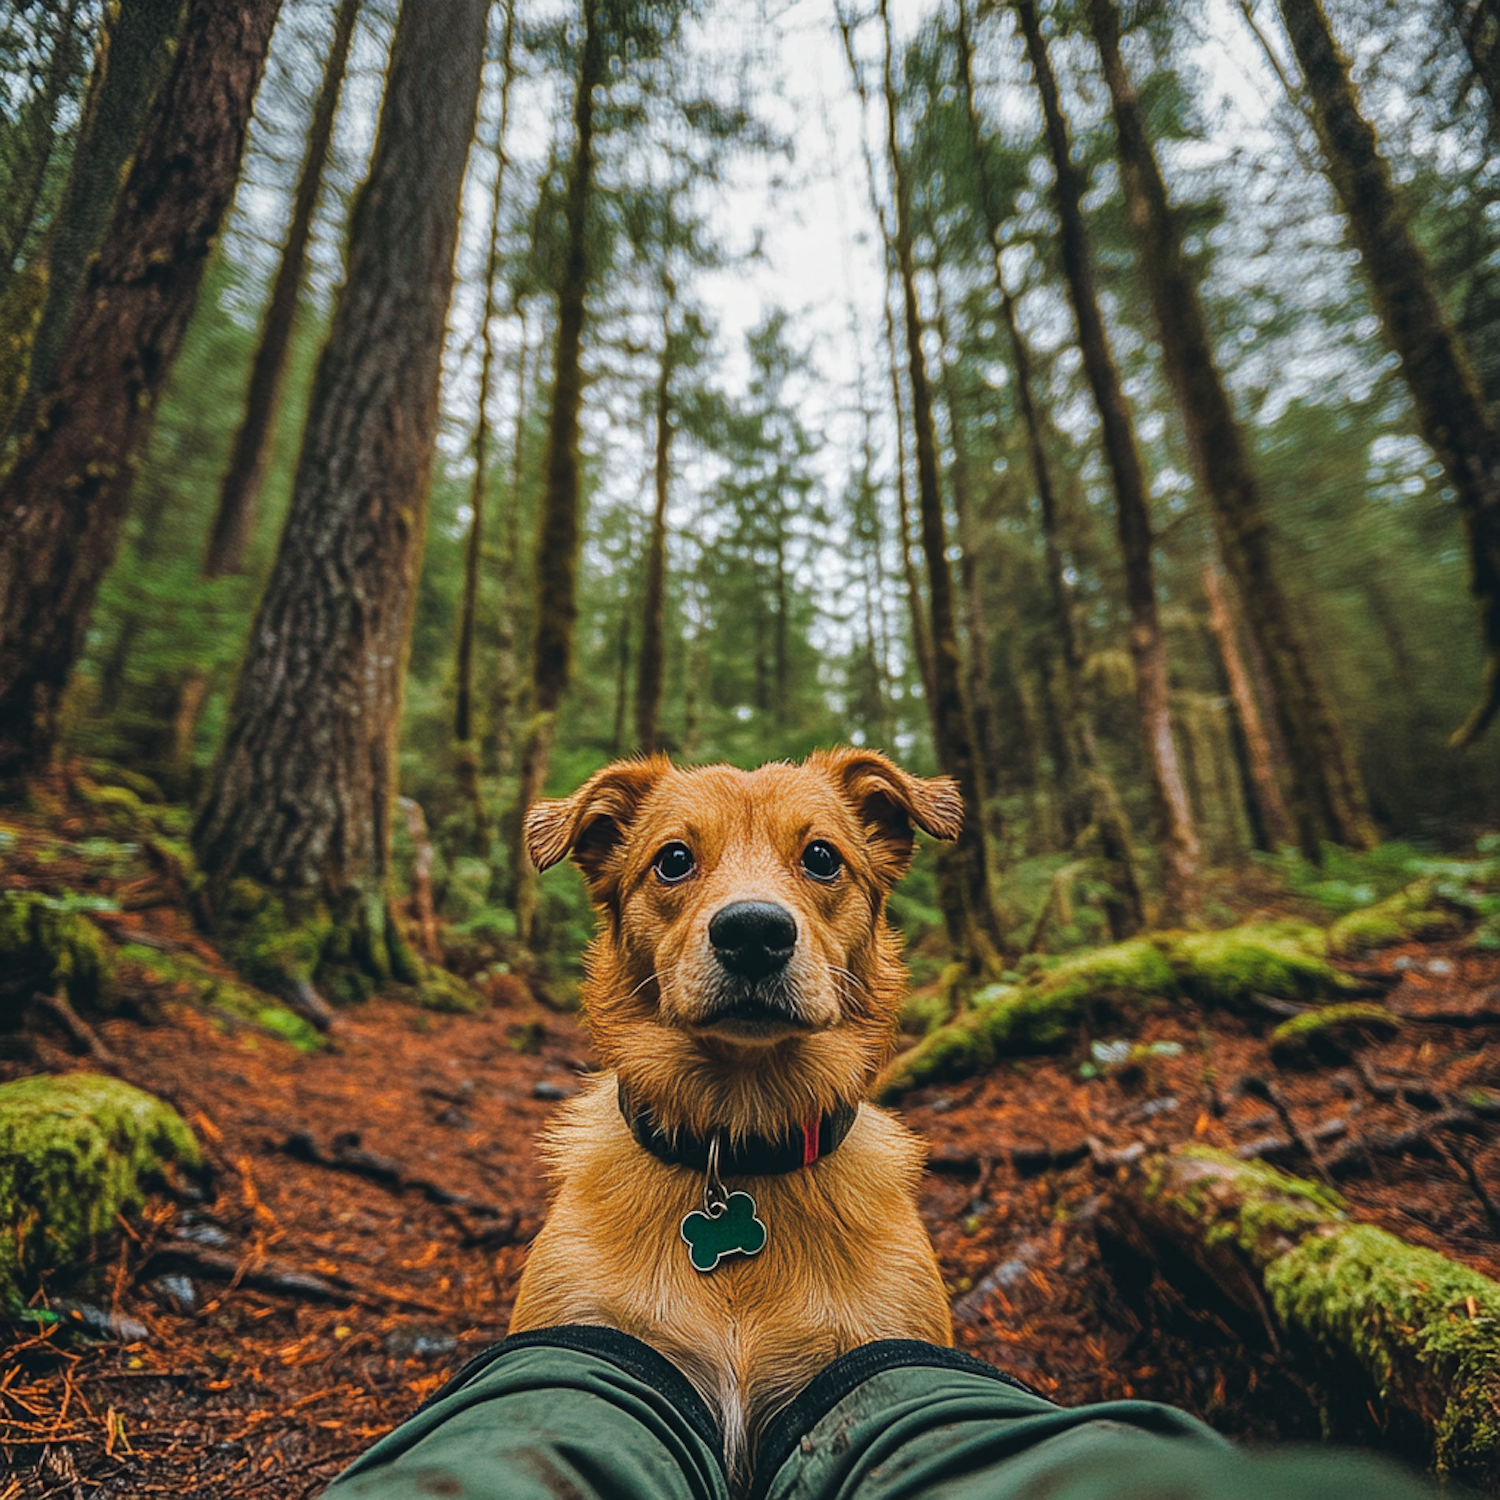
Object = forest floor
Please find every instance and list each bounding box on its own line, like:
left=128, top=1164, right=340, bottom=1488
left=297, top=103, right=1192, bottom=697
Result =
left=5, top=787, right=1500, bottom=1497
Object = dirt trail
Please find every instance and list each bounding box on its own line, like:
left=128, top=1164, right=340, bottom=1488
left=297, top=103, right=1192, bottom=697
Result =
left=6, top=920, right=1500, bottom=1495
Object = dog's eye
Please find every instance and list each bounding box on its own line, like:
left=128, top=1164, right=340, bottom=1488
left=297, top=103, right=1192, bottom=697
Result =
left=801, top=841, right=843, bottom=881
left=653, top=841, right=696, bottom=884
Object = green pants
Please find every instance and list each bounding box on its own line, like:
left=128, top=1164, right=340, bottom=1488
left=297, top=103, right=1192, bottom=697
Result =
left=324, top=1326, right=1448, bottom=1500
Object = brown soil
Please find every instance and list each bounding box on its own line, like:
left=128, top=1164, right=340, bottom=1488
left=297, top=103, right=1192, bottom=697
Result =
left=4, top=786, right=1499, bottom=1496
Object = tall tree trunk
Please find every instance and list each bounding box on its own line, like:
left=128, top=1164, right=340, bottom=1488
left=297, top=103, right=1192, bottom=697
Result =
left=203, top=0, right=360, bottom=580
left=1202, top=563, right=1294, bottom=849
left=193, top=0, right=489, bottom=987
left=491, top=310, right=531, bottom=783
left=453, top=0, right=517, bottom=849
left=14, top=0, right=185, bottom=442
left=1278, top=0, right=1500, bottom=748
left=1084, top=0, right=1375, bottom=860
left=0, top=0, right=283, bottom=783
left=1449, top=0, right=1500, bottom=124
left=512, top=0, right=603, bottom=945
left=879, top=0, right=1007, bottom=971
left=635, top=294, right=673, bottom=753
left=1015, top=0, right=1199, bottom=918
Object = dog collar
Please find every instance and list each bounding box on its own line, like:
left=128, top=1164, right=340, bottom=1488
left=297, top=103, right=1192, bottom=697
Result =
left=617, top=1081, right=858, bottom=1177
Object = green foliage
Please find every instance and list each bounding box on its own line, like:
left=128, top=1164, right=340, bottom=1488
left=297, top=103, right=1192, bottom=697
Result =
left=0, top=1072, right=199, bottom=1312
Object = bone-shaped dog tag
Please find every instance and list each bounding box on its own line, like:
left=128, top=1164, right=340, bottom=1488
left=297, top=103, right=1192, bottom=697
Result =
left=681, top=1190, right=766, bottom=1272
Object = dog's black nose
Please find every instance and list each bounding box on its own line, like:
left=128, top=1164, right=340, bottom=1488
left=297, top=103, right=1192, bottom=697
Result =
left=709, top=901, right=796, bottom=981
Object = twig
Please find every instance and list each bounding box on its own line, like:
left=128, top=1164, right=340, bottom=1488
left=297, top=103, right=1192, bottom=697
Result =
left=32, top=990, right=117, bottom=1066
left=1238, top=1075, right=1334, bottom=1186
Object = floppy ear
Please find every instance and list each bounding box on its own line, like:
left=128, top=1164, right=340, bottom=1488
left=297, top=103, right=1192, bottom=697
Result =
left=524, top=756, right=671, bottom=888
left=813, top=747, right=964, bottom=882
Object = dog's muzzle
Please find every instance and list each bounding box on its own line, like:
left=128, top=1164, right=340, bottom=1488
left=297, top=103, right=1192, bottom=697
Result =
left=700, top=901, right=805, bottom=1030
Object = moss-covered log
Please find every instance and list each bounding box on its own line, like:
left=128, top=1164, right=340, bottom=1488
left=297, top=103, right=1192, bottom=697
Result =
left=0, top=1072, right=200, bottom=1311
left=1105, top=1145, right=1500, bottom=1487
left=1327, top=880, right=1463, bottom=956
left=878, top=922, right=1352, bottom=1098
left=1269, top=1001, right=1401, bottom=1062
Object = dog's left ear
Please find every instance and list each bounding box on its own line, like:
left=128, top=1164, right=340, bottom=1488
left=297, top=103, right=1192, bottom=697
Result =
left=813, top=747, right=963, bottom=881
left=524, top=756, right=671, bottom=889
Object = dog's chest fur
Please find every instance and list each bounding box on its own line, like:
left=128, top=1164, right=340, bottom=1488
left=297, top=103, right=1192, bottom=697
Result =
left=509, top=1078, right=951, bottom=1480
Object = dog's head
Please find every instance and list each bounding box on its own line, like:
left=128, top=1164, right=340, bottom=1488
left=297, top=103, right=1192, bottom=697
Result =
left=525, top=748, right=961, bottom=1137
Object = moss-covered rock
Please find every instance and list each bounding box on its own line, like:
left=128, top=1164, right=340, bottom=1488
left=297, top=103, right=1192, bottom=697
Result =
left=0, top=891, right=118, bottom=1023
left=1327, top=880, right=1462, bottom=957
left=1270, top=1002, right=1401, bottom=1062
left=1112, top=1146, right=1500, bottom=1487
left=0, top=1073, right=200, bottom=1312
left=877, top=923, right=1348, bottom=1098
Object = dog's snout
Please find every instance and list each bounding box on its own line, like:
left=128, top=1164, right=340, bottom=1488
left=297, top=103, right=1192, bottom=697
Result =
left=709, top=901, right=796, bottom=981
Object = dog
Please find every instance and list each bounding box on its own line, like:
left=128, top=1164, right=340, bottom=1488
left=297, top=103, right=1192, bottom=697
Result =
left=508, top=748, right=960, bottom=1482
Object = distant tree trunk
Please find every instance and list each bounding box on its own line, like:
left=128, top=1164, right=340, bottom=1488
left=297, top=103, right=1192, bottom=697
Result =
left=193, top=0, right=489, bottom=982
left=453, top=0, right=516, bottom=849
left=1203, top=563, right=1294, bottom=849
left=612, top=586, right=632, bottom=756
left=1449, top=0, right=1500, bottom=122
left=880, top=0, right=1007, bottom=971
left=14, top=0, right=185, bottom=441
left=1016, top=0, right=1199, bottom=919
left=513, top=0, right=603, bottom=945
left=773, top=495, right=790, bottom=715
left=203, top=0, right=360, bottom=580
left=1085, top=0, right=1376, bottom=862
left=491, top=310, right=531, bottom=783
left=635, top=296, right=674, bottom=753
left=1278, top=0, right=1500, bottom=749
left=0, top=0, right=283, bottom=784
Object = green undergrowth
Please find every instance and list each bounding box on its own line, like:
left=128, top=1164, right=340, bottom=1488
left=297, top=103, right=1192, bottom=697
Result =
left=878, top=922, right=1354, bottom=1098
left=1131, top=1147, right=1500, bottom=1485
left=0, top=1073, right=200, bottom=1312
left=0, top=891, right=118, bottom=1022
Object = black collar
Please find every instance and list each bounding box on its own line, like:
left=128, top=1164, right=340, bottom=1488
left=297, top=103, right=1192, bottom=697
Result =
left=617, top=1081, right=858, bottom=1176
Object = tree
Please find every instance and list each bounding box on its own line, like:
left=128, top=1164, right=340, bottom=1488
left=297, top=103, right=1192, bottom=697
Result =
left=1014, top=0, right=1200, bottom=917
left=1278, top=0, right=1500, bottom=749
left=192, top=0, right=490, bottom=996
left=202, top=0, right=360, bottom=580
left=0, top=0, right=284, bottom=783
left=12, top=0, right=185, bottom=440
left=875, top=0, right=1008, bottom=970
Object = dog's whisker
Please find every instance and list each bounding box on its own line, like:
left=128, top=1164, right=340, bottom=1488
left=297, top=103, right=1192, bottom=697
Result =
left=624, top=969, right=659, bottom=1001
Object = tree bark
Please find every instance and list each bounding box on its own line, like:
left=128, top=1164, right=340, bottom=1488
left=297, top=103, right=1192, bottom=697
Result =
left=1450, top=0, right=1500, bottom=125
left=1203, top=563, right=1294, bottom=849
left=454, top=0, right=517, bottom=849
left=193, top=0, right=489, bottom=977
left=879, top=0, right=1007, bottom=971
left=1084, top=0, right=1376, bottom=860
left=512, top=0, right=603, bottom=945
left=1279, top=0, right=1500, bottom=748
left=0, top=0, right=283, bottom=782
left=13, top=0, right=185, bottom=441
left=635, top=295, right=674, bottom=753
left=490, top=309, right=531, bottom=784
left=1015, top=0, right=1199, bottom=919
left=203, top=0, right=360, bottom=580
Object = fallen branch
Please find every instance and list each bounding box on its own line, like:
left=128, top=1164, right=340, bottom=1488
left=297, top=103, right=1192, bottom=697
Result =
left=1103, top=1145, right=1500, bottom=1488
left=31, top=990, right=117, bottom=1066
left=276, top=1129, right=508, bottom=1218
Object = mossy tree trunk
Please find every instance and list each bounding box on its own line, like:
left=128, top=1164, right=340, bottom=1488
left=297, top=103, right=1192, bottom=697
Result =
left=1278, top=0, right=1500, bottom=748
left=1105, top=1146, right=1500, bottom=1489
left=193, top=0, right=490, bottom=995
left=0, top=0, right=282, bottom=784
left=11, top=0, right=185, bottom=441
left=1085, top=0, right=1376, bottom=858
left=878, top=0, right=1007, bottom=972
left=512, top=0, right=603, bottom=946
left=202, top=0, right=360, bottom=582
left=1016, top=0, right=1198, bottom=921
left=453, top=0, right=517, bottom=850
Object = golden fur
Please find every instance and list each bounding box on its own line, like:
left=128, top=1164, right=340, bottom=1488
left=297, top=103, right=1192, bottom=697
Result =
left=509, top=749, right=959, bottom=1481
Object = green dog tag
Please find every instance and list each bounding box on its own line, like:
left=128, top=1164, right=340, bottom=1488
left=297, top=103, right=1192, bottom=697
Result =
left=681, top=1190, right=767, bottom=1272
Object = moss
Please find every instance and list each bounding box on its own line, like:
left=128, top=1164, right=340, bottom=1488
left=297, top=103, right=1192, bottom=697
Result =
left=1167, top=923, right=1348, bottom=1007
left=0, top=891, right=118, bottom=1020
left=1266, top=1223, right=1500, bottom=1481
left=1270, top=1002, right=1401, bottom=1061
left=0, top=1073, right=200, bottom=1311
left=1327, top=881, right=1462, bottom=957
left=116, top=943, right=321, bottom=1053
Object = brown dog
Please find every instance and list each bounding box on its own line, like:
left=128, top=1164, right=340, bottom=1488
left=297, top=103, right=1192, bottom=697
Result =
left=509, top=749, right=959, bottom=1480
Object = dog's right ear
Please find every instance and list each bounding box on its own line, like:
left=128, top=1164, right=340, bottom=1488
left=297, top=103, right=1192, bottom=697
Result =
left=524, top=756, right=671, bottom=888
